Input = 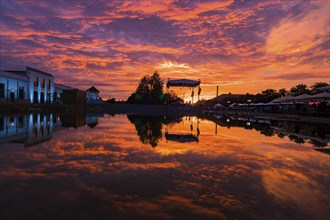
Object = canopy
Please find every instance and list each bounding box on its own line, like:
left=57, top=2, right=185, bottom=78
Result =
left=272, top=95, right=294, bottom=102
left=273, top=94, right=311, bottom=102
left=212, top=114, right=223, bottom=119
left=167, top=79, right=200, bottom=88
left=213, top=103, right=225, bottom=109
left=165, top=133, right=199, bottom=143
left=306, top=92, right=330, bottom=100
left=291, top=94, right=312, bottom=101
left=318, top=85, right=330, bottom=91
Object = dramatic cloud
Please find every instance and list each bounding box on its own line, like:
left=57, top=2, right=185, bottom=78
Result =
left=0, top=0, right=329, bottom=100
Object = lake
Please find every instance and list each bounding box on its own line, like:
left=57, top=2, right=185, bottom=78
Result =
left=0, top=113, right=329, bottom=219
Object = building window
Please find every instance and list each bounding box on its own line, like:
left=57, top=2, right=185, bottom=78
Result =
left=46, top=125, right=50, bottom=135
left=41, top=91, right=45, bottom=103
left=33, top=114, right=38, bottom=125
left=9, top=117, right=14, bottom=127
left=41, top=78, right=45, bottom=88
left=47, top=92, right=52, bottom=103
left=19, top=86, right=24, bottom=99
left=0, top=83, right=4, bottom=98
left=18, top=116, right=24, bottom=128
left=0, top=117, right=4, bottom=131
left=39, top=126, right=44, bottom=137
left=47, top=80, right=51, bottom=89
left=34, top=76, right=38, bottom=87
left=33, top=127, right=37, bottom=138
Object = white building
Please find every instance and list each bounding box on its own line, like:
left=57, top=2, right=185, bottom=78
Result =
left=0, top=66, right=55, bottom=103
left=0, top=70, right=29, bottom=102
left=86, top=86, right=100, bottom=103
left=26, top=66, right=54, bottom=103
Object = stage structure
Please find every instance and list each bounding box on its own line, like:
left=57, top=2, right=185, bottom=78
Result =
left=165, top=116, right=200, bottom=143
left=166, top=79, right=201, bottom=104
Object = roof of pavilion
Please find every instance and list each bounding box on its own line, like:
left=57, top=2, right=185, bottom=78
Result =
left=166, top=79, right=201, bottom=88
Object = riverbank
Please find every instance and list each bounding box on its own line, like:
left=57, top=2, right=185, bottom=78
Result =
left=203, top=109, right=330, bottom=123
left=102, top=103, right=203, bottom=116
left=0, top=102, right=84, bottom=114
left=1, top=102, right=330, bottom=123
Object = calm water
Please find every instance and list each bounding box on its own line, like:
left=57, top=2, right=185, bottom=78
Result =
left=0, top=113, right=329, bottom=220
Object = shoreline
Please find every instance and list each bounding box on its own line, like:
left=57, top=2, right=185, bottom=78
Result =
left=1, top=102, right=330, bottom=123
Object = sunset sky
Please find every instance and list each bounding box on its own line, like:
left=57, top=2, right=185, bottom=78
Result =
left=0, top=0, right=329, bottom=100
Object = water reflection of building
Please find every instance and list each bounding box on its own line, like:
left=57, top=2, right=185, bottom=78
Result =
left=61, top=112, right=86, bottom=128
left=0, top=113, right=88, bottom=147
left=86, top=113, right=103, bottom=129
left=0, top=114, right=55, bottom=146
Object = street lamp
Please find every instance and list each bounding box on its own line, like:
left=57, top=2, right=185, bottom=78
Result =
left=247, top=99, right=251, bottom=108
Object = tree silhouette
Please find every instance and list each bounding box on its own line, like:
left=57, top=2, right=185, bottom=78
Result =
left=278, top=88, right=289, bottom=97
left=290, top=84, right=311, bottom=96
left=127, top=71, right=165, bottom=104
left=127, top=115, right=163, bottom=147
left=310, top=82, right=329, bottom=94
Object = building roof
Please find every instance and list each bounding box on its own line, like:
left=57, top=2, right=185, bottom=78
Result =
left=1, top=70, right=26, bottom=76
left=318, top=85, right=330, bottom=91
left=212, top=94, right=245, bottom=102
left=87, top=86, right=100, bottom=93
left=0, top=70, right=29, bottom=82
left=26, top=66, right=54, bottom=77
left=166, top=79, right=201, bottom=88
left=54, top=83, right=76, bottom=90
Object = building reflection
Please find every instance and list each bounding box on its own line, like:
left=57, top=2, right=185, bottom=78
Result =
left=86, top=113, right=103, bottom=129
left=0, top=113, right=101, bottom=147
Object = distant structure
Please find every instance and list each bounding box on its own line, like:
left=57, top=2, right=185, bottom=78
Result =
left=86, top=86, right=100, bottom=103
left=62, top=89, right=86, bottom=106
left=166, top=79, right=201, bottom=103
left=54, top=83, right=76, bottom=103
left=0, top=66, right=101, bottom=105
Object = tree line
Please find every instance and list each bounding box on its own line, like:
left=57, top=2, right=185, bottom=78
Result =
left=124, top=71, right=328, bottom=106
left=200, top=82, right=329, bottom=107
left=126, top=71, right=181, bottom=105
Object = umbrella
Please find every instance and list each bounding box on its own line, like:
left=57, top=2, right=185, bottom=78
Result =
left=255, top=102, right=266, bottom=106
left=265, top=102, right=279, bottom=105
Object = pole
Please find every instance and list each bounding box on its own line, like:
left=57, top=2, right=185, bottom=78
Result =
left=216, top=85, right=219, bottom=97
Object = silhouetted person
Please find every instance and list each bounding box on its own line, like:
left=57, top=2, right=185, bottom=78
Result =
left=312, top=103, right=317, bottom=112
left=318, top=101, right=327, bottom=113
left=317, top=127, right=326, bottom=139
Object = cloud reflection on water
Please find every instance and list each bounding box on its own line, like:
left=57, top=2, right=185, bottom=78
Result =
left=0, top=115, right=329, bottom=219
